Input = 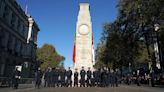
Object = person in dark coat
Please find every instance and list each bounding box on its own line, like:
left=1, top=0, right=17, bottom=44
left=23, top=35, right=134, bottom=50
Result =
left=97, top=68, right=101, bottom=87
left=60, top=69, right=66, bottom=87
left=110, top=71, right=115, bottom=87
left=44, top=68, right=49, bottom=87
left=74, top=68, right=79, bottom=87
left=94, top=70, right=99, bottom=87
left=87, top=67, right=92, bottom=87
left=35, top=68, right=42, bottom=88
left=12, top=67, right=21, bottom=89
left=101, top=68, right=108, bottom=87
left=80, top=66, right=86, bottom=87
left=46, top=67, right=52, bottom=87
left=92, top=70, right=96, bottom=87
left=52, top=67, right=59, bottom=87
left=67, top=67, right=72, bottom=87
left=114, top=71, right=119, bottom=87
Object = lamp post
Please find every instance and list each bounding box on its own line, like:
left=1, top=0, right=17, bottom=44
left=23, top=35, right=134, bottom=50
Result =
left=154, top=24, right=161, bottom=69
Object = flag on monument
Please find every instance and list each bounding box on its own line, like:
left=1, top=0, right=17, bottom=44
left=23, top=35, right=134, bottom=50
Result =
left=72, top=39, right=76, bottom=64
left=92, top=34, right=95, bottom=65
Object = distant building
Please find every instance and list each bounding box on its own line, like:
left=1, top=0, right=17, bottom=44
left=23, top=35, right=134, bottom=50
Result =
left=0, top=0, right=40, bottom=78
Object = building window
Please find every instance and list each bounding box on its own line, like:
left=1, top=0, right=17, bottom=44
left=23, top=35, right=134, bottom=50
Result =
left=7, top=35, right=12, bottom=51
left=17, top=20, right=20, bottom=32
left=0, top=28, right=3, bottom=48
left=11, top=13, right=16, bottom=28
left=0, top=1, right=5, bottom=18
left=22, top=25, right=28, bottom=39
left=3, top=6, right=9, bottom=22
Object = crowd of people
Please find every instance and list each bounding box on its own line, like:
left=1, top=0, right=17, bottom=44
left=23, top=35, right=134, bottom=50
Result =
left=34, top=66, right=119, bottom=88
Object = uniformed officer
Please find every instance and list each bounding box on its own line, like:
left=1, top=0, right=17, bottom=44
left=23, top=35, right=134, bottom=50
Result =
left=80, top=66, right=86, bottom=87
left=67, top=67, right=72, bottom=87
left=74, top=68, right=79, bottom=87
left=87, top=67, right=92, bottom=87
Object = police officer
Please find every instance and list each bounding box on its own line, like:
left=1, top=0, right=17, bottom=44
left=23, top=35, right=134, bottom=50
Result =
left=67, top=67, right=72, bottom=87
left=12, top=67, right=21, bottom=89
left=80, top=66, right=86, bottom=87
left=87, top=67, right=92, bottom=87
left=74, top=68, right=79, bottom=87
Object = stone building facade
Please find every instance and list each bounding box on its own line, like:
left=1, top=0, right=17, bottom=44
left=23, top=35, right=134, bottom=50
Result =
left=0, top=0, right=40, bottom=78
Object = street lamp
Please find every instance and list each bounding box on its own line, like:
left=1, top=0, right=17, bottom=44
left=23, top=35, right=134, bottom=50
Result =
left=154, top=24, right=161, bottom=69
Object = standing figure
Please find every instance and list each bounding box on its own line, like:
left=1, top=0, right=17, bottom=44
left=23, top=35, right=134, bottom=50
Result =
left=114, top=71, right=119, bottom=87
left=12, top=67, right=21, bottom=89
left=44, top=68, right=49, bottom=87
left=60, top=69, right=66, bottom=87
left=110, top=72, right=115, bottom=87
left=67, top=67, right=72, bottom=87
left=92, top=70, right=96, bottom=87
left=80, top=66, right=86, bottom=87
left=74, top=68, right=79, bottom=87
left=87, top=67, right=92, bottom=87
left=35, top=68, right=42, bottom=88
left=52, top=68, right=59, bottom=87
left=47, top=68, right=52, bottom=87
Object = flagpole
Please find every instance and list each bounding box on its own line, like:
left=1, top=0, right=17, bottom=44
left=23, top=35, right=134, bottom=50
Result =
left=25, top=0, right=28, bottom=14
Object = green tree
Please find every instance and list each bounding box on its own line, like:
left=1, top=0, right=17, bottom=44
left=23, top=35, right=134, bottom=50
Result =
left=96, top=0, right=164, bottom=71
left=37, top=44, right=65, bottom=71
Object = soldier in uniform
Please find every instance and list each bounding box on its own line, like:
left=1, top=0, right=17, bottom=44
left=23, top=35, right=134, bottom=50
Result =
left=87, top=67, right=92, bottom=87
left=80, top=66, right=86, bottom=87
left=67, top=67, right=72, bottom=87
left=74, top=68, right=79, bottom=87
left=12, top=67, right=21, bottom=89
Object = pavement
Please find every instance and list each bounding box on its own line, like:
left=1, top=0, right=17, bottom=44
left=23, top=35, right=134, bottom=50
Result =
left=0, top=84, right=163, bottom=92
left=0, top=84, right=34, bottom=92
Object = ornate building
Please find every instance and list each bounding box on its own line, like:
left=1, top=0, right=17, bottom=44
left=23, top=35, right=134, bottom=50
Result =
left=0, top=0, right=40, bottom=78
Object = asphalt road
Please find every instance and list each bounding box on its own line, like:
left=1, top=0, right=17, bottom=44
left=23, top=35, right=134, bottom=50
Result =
left=1, top=85, right=164, bottom=92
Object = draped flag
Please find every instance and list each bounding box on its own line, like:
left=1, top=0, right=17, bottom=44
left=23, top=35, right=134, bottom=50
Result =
left=92, top=34, right=95, bottom=65
left=72, top=38, right=76, bottom=64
